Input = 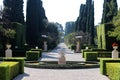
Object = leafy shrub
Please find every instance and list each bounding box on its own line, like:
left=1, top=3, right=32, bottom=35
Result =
left=70, top=44, right=76, bottom=50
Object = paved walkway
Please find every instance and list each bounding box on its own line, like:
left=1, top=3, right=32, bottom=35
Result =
left=14, top=43, right=109, bottom=80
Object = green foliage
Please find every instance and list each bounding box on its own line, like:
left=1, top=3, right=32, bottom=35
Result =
left=4, top=28, right=16, bottom=39
left=64, top=32, right=77, bottom=46
left=101, top=0, right=118, bottom=23
left=81, top=49, right=92, bottom=58
left=0, top=62, right=19, bottom=80
left=106, top=63, right=120, bottom=80
left=26, top=51, right=40, bottom=61
left=3, top=0, right=24, bottom=24
left=0, top=64, right=9, bottom=80
left=97, top=23, right=116, bottom=50
left=108, top=10, right=120, bottom=40
left=3, top=58, right=25, bottom=74
left=46, top=22, right=59, bottom=49
left=31, top=49, right=42, bottom=57
left=12, top=22, right=26, bottom=48
left=75, top=0, right=94, bottom=44
left=70, top=44, right=76, bottom=50
left=100, top=58, right=120, bottom=75
left=84, top=52, right=98, bottom=61
left=26, top=0, right=47, bottom=46
left=65, top=21, right=75, bottom=36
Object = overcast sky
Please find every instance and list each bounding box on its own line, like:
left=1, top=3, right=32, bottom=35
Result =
left=0, top=0, right=120, bottom=28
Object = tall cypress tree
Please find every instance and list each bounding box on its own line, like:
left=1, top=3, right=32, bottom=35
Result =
left=11, top=0, right=24, bottom=24
left=3, top=0, right=24, bottom=24
left=26, top=0, right=47, bottom=47
left=101, top=0, right=118, bottom=23
left=75, top=0, right=94, bottom=44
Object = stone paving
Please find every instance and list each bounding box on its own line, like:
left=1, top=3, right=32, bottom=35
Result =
left=14, top=43, right=110, bottom=80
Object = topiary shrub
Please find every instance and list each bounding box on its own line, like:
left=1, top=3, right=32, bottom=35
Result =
left=100, top=58, right=120, bottom=75
left=26, top=51, right=40, bottom=61
left=0, top=62, right=19, bottom=80
left=106, top=63, right=120, bottom=80
left=81, top=49, right=92, bottom=58
left=0, top=64, right=9, bottom=80
left=3, top=58, right=25, bottom=74
left=30, top=49, right=42, bottom=57
left=84, top=52, right=98, bottom=61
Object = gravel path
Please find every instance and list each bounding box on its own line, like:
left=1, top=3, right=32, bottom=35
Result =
left=14, top=43, right=110, bottom=80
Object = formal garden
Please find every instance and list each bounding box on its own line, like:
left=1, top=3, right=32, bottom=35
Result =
left=0, top=0, right=120, bottom=80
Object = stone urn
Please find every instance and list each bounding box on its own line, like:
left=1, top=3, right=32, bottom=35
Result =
left=6, top=44, right=11, bottom=49
left=112, top=45, right=119, bottom=59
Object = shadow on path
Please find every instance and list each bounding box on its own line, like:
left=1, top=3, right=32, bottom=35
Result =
left=13, top=73, right=29, bottom=80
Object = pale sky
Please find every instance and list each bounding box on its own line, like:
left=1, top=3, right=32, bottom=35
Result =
left=0, top=0, right=120, bottom=28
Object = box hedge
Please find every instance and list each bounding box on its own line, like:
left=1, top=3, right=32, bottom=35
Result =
left=3, top=58, right=25, bottom=74
left=84, top=52, right=98, bottom=61
left=30, top=49, right=42, bottom=57
left=100, top=58, right=120, bottom=75
left=26, top=51, right=40, bottom=61
left=0, top=64, right=9, bottom=80
left=0, top=62, right=19, bottom=80
left=81, top=49, right=92, bottom=58
left=106, top=63, right=120, bottom=80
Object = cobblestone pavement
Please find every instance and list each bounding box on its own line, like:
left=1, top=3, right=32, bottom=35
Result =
left=14, top=43, right=110, bottom=80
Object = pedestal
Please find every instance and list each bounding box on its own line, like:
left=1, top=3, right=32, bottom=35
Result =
left=5, top=44, right=12, bottom=57
left=44, top=41, right=47, bottom=51
left=5, top=49, right=12, bottom=57
left=76, top=41, right=80, bottom=53
left=112, top=46, right=119, bottom=59
left=58, top=49, right=66, bottom=64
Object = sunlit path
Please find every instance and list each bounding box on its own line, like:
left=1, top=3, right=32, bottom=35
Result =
left=14, top=43, right=109, bottom=80
left=41, top=43, right=84, bottom=61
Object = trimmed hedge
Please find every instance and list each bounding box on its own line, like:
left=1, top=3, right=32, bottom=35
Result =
left=0, top=62, right=19, bottom=80
left=84, top=52, right=98, bottom=61
left=98, top=52, right=111, bottom=58
left=106, top=63, right=120, bottom=80
left=82, top=49, right=110, bottom=58
left=100, top=58, right=120, bottom=75
left=81, top=49, right=92, bottom=58
left=30, top=49, right=42, bottom=57
left=3, top=58, right=25, bottom=74
left=0, top=64, right=9, bottom=80
left=97, top=23, right=117, bottom=50
left=26, top=51, right=40, bottom=61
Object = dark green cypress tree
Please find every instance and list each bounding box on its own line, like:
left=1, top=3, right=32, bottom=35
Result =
left=101, top=0, right=118, bottom=23
left=11, top=0, right=24, bottom=24
left=3, top=0, right=24, bottom=24
left=75, top=0, right=94, bottom=44
left=26, top=0, right=47, bottom=47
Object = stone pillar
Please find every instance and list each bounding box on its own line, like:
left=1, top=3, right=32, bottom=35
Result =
left=44, top=41, right=47, bottom=51
left=58, top=49, right=66, bottom=64
left=76, top=41, right=80, bottom=53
